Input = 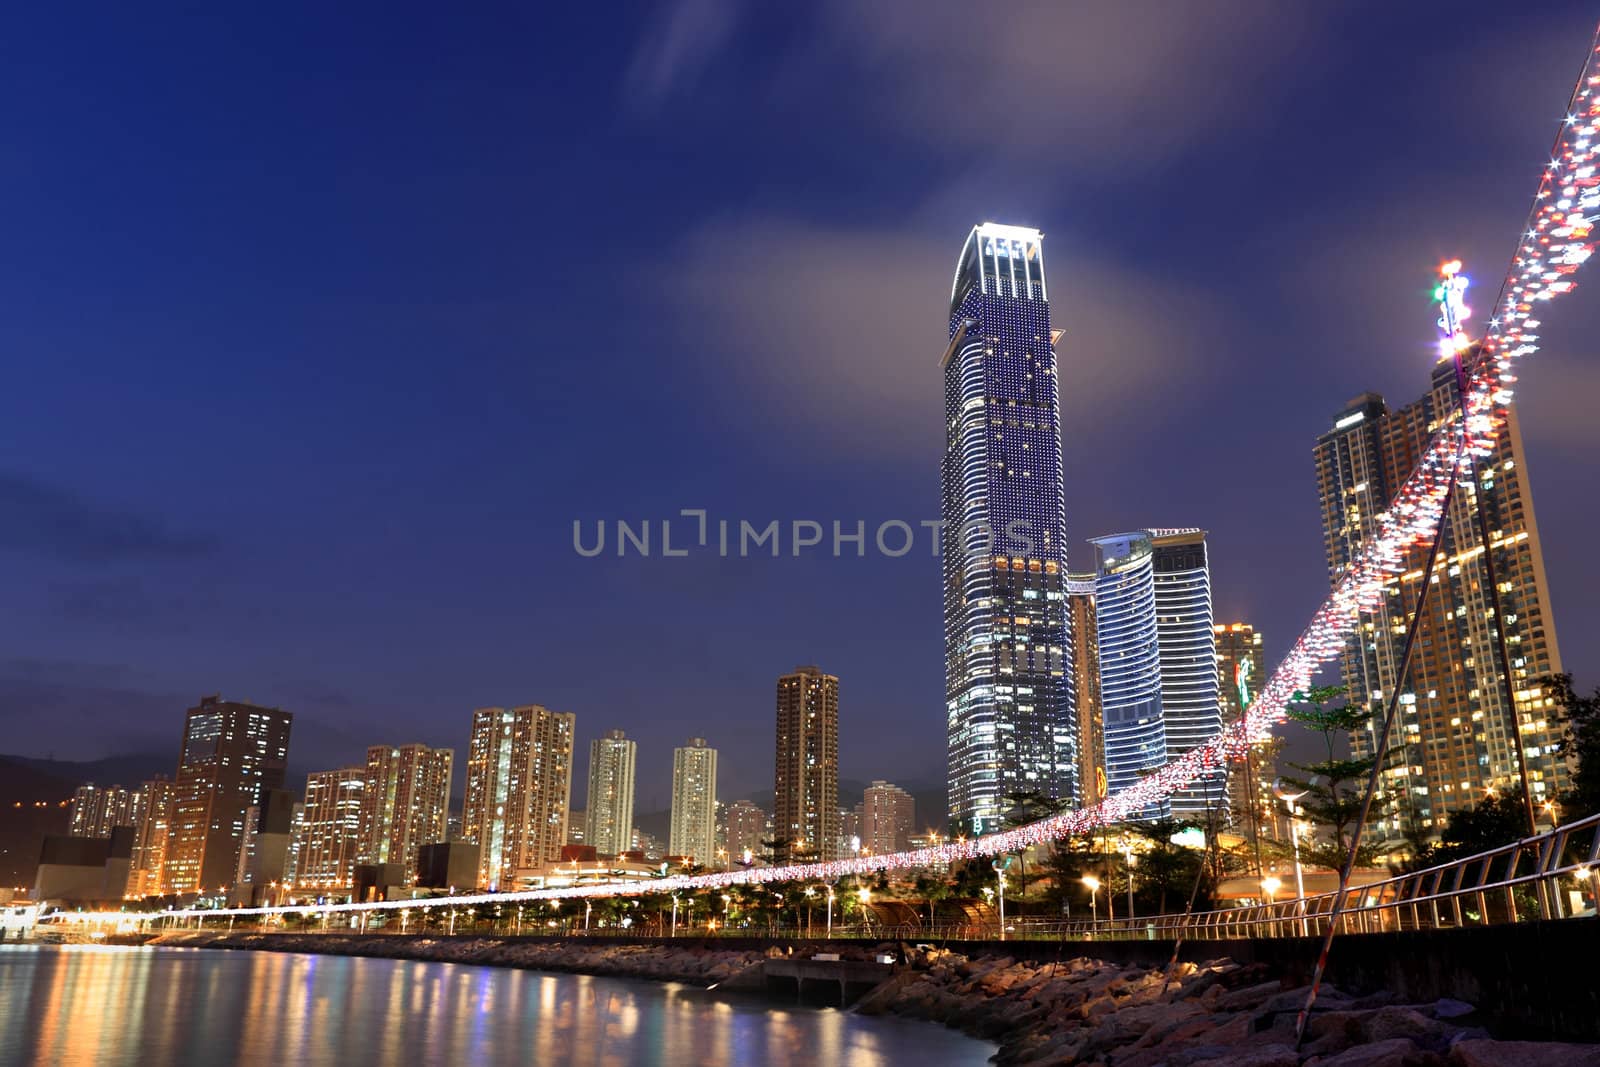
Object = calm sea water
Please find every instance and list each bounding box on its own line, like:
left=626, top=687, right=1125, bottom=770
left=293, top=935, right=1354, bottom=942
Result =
left=0, top=945, right=994, bottom=1067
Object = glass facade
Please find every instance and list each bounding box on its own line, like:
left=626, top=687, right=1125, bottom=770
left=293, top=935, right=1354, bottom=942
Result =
left=943, top=223, right=1076, bottom=835
left=1091, top=529, right=1222, bottom=821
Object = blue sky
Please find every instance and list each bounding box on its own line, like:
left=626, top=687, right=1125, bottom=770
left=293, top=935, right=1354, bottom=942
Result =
left=3, top=2, right=1599, bottom=811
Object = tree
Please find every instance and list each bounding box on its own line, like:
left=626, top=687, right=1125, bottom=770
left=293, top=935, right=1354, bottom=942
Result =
left=912, top=873, right=952, bottom=928
left=1543, top=673, right=1600, bottom=820
left=1404, top=788, right=1530, bottom=871
left=1001, top=790, right=1071, bottom=898
left=1281, top=685, right=1390, bottom=870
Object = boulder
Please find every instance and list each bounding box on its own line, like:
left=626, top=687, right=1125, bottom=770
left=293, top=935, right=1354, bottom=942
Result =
left=1308, top=1038, right=1427, bottom=1067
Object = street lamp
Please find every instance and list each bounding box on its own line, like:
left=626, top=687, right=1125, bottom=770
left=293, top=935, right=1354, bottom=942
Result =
left=1273, top=779, right=1310, bottom=934
left=826, top=886, right=836, bottom=938
left=990, top=857, right=1012, bottom=941
left=1122, top=841, right=1136, bottom=922
left=1082, top=875, right=1101, bottom=936
left=1262, top=876, right=1282, bottom=905
left=670, top=895, right=680, bottom=937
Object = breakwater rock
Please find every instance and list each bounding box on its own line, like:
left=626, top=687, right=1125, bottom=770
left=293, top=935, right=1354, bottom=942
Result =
left=866, top=947, right=1600, bottom=1066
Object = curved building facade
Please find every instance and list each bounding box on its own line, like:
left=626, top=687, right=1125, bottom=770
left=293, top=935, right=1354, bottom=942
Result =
left=942, top=223, right=1077, bottom=835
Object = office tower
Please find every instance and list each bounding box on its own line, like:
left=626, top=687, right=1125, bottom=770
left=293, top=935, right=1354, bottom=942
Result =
left=290, top=768, right=366, bottom=891
left=162, top=695, right=293, bottom=895
left=233, top=787, right=297, bottom=902
left=68, top=784, right=140, bottom=838
left=1315, top=370, right=1565, bottom=842
left=126, top=779, right=173, bottom=898
left=1215, top=623, right=1280, bottom=838
left=862, top=780, right=915, bottom=855
left=585, top=729, right=637, bottom=857
left=1091, top=529, right=1221, bottom=820
left=774, top=665, right=839, bottom=862
left=360, top=744, right=453, bottom=882
left=724, top=800, right=767, bottom=862
left=942, top=222, right=1076, bottom=835
left=669, top=737, right=717, bottom=865
left=1067, top=574, right=1106, bottom=806
left=463, top=704, right=576, bottom=889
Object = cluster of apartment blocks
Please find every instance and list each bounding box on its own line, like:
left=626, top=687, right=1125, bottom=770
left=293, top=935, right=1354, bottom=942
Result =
left=50, top=673, right=918, bottom=903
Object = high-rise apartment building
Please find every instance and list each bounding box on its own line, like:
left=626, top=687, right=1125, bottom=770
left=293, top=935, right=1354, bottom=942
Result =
left=463, top=704, right=576, bottom=889
left=1315, top=368, right=1565, bottom=842
left=126, top=778, right=173, bottom=899
left=1215, top=623, right=1280, bottom=838
left=585, top=729, right=636, bottom=857
left=163, top=695, right=293, bottom=895
left=1091, top=530, right=1221, bottom=821
left=862, top=780, right=915, bottom=855
left=942, top=222, right=1076, bottom=834
left=360, top=744, right=453, bottom=881
left=669, top=737, right=717, bottom=865
left=774, top=666, right=839, bottom=862
left=290, top=768, right=366, bottom=891
left=69, top=784, right=141, bottom=838
left=723, top=799, right=768, bottom=862
left=232, top=787, right=297, bottom=902
left=1067, top=574, right=1105, bottom=807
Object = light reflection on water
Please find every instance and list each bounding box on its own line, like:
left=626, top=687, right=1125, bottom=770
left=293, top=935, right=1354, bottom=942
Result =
left=0, top=946, right=994, bottom=1067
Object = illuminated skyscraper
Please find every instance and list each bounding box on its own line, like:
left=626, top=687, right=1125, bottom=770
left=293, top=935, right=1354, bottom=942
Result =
left=862, top=780, right=915, bottom=855
left=163, top=695, right=293, bottom=895
left=1215, top=623, right=1279, bottom=838
left=1315, top=369, right=1565, bottom=843
left=126, top=778, right=173, bottom=899
left=723, top=799, right=768, bottom=862
left=942, top=222, right=1076, bottom=834
left=669, top=738, right=717, bottom=865
left=585, top=729, right=637, bottom=857
left=1066, top=574, right=1105, bottom=806
left=69, top=784, right=141, bottom=838
left=290, top=767, right=366, bottom=891
left=1091, top=529, right=1221, bottom=820
left=774, top=666, right=838, bottom=862
left=463, top=704, right=575, bottom=889
left=360, top=744, right=453, bottom=881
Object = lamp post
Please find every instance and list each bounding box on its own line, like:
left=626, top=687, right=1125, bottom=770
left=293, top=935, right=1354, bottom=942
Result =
left=1082, top=875, right=1101, bottom=937
left=990, top=857, right=1011, bottom=941
left=584, top=900, right=592, bottom=933
left=1122, top=841, right=1136, bottom=922
left=670, top=895, right=679, bottom=938
left=1273, top=780, right=1309, bottom=934
left=826, top=886, right=835, bottom=938
left=1262, top=875, right=1282, bottom=906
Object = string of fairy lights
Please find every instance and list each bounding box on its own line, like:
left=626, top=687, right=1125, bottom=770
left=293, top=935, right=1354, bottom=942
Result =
left=153, top=31, right=1600, bottom=921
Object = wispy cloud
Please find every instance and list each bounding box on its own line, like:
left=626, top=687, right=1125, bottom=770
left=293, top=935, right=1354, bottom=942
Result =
left=622, top=0, right=740, bottom=114
left=0, top=471, right=216, bottom=564
left=654, top=216, right=1232, bottom=465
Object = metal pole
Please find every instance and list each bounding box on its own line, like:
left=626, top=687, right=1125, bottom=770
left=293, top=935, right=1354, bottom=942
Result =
left=997, top=872, right=1006, bottom=941
left=1294, top=417, right=1466, bottom=1048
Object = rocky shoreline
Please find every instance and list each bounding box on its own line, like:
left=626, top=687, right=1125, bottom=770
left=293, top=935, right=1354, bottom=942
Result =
left=153, top=933, right=1599, bottom=1066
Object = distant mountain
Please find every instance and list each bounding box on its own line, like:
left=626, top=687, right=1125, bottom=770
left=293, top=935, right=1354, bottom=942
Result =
left=2, top=752, right=172, bottom=791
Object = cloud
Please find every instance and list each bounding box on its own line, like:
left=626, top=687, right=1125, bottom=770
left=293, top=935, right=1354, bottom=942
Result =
left=621, top=0, right=740, bottom=114
left=0, top=471, right=216, bottom=564
left=654, top=216, right=1232, bottom=464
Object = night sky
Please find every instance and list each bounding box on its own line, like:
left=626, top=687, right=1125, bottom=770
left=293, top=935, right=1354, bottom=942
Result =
left=5, top=2, right=1599, bottom=813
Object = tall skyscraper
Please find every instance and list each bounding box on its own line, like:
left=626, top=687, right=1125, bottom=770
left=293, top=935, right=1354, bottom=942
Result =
left=669, top=737, right=717, bottom=865
left=360, top=744, right=453, bottom=881
left=289, top=768, right=366, bottom=890
left=163, top=695, right=293, bottom=895
left=1091, top=529, right=1221, bottom=820
left=463, top=704, right=576, bottom=889
left=1066, top=574, right=1105, bottom=807
left=585, top=729, right=637, bottom=857
left=774, top=665, right=838, bottom=862
left=1315, top=369, right=1566, bottom=843
left=942, top=222, right=1076, bottom=835
left=861, top=780, right=915, bottom=855
left=69, top=784, right=141, bottom=838
left=723, top=799, right=768, bottom=862
left=126, top=778, right=173, bottom=899
left=1215, top=623, right=1278, bottom=837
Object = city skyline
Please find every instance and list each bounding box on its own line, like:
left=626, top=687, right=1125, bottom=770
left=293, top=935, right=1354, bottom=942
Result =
left=7, top=6, right=1600, bottom=819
